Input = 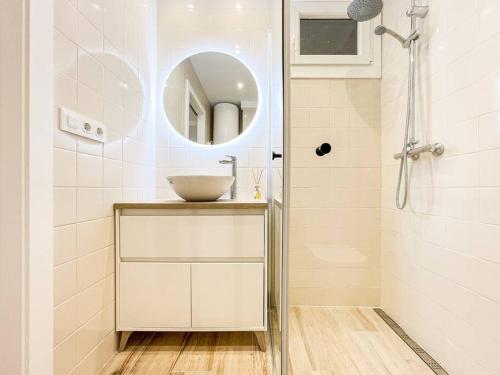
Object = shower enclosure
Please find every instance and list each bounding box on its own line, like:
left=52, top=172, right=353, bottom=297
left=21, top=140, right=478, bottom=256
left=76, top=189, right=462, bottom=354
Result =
left=281, top=0, right=450, bottom=374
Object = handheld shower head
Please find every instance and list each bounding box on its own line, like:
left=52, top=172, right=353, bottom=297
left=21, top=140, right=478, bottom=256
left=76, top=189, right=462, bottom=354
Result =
left=374, top=24, right=407, bottom=45
left=347, top=0, right=383, bottom=22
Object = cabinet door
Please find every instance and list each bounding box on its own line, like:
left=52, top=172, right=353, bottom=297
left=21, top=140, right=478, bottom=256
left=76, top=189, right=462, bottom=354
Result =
left=191, top=263, right=264, bottom=329
left=119, top=262, right=191, bottom=329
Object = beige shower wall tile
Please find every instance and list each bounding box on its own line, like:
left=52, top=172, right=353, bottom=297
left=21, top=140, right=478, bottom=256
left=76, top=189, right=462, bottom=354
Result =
left=289, top=247, right=380, bottom=270
left=331, top=168, right=380, bottom=188
left=290, top=226, right=380, bottom=252
left=290, top=208, right=380, bottom=228
left=290, top=187, right=380, bottom=209
left=289, top=287, right=380, bottom=307
left=290, top=78, right=381, bottom=306
left=289, top=267, right=380, bottom=288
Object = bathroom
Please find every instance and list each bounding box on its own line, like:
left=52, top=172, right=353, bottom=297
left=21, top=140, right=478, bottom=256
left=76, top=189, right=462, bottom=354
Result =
left=1, top=0, right=500, bottom=374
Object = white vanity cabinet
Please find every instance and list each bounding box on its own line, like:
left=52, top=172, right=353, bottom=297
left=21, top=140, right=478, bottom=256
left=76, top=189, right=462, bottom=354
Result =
left=114, top=201, right=268, bottom=351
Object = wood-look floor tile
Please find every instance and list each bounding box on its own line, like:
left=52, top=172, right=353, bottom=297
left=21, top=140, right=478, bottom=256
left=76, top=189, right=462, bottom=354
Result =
left=102, top=307, right=432, bottom=375
left=100, top=331, right=272, bottom=375
left=288, top=306, right=435, bottom=375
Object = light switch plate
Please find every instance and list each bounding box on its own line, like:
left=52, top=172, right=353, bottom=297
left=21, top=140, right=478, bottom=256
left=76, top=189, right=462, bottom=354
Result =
left=59, top=107, right=107, bottom=143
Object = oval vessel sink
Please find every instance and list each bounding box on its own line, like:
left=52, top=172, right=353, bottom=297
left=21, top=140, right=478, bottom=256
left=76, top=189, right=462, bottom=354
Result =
left=167, top=175, right=235, bottom=202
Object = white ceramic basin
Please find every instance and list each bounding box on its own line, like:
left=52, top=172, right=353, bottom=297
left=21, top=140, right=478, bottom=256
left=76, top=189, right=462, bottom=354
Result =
left=167, top=175, right=235, bottom=202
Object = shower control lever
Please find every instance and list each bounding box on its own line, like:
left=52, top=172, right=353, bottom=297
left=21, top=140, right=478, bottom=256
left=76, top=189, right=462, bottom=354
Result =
left=393, top=142, right=445, bottom=161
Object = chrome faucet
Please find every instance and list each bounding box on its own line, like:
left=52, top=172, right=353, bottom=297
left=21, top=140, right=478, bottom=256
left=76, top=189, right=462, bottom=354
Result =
left=218, top=155, right=237, bottom=200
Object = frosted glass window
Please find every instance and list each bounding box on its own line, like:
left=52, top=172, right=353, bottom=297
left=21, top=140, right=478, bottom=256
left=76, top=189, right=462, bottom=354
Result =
left=300, top=19, right=358, bottom=55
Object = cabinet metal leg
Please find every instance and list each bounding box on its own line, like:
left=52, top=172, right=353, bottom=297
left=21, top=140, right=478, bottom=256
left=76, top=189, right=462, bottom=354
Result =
left=254, top=331, right=266, bottom=352
left=118, top=331, right=133, bottom=352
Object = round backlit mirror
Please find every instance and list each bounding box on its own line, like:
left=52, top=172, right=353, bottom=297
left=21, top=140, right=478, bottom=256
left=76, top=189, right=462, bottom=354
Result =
left=163, top=52, right=259, bottom=145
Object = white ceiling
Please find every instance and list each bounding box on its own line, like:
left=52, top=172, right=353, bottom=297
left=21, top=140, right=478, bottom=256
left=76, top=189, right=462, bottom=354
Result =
left=189, top=52, right=258, bottom=106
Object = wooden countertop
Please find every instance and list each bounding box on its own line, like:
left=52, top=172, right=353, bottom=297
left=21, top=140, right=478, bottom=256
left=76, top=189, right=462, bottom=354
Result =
left=113, top=199, right=269, bottom=210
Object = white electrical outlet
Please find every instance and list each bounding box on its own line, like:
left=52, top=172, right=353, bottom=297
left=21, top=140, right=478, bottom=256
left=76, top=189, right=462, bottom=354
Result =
left=59, top=107, right=107, bottom=143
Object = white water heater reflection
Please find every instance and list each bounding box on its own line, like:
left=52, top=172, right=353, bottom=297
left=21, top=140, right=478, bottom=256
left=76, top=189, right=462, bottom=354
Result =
left=213, top=103, right=240, bottom=144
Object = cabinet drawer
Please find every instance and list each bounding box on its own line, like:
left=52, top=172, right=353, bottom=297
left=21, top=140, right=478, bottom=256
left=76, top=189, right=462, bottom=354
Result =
left=191, top=263, right=264, bottom=328
left=120, top=215, right=264, bottom=259
left=119, top=262, right=191, bottom=328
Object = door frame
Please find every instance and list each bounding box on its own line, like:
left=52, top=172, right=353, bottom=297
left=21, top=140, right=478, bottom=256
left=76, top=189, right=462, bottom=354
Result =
left=281, top=0, right=291, bottom=373
left=0, top=0, right=54, bottom=373
left=184, top=79, right=207, bottom=144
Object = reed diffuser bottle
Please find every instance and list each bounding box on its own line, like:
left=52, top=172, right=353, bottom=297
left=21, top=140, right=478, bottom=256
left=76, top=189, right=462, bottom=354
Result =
left=252, top=168, right=263, bottom=200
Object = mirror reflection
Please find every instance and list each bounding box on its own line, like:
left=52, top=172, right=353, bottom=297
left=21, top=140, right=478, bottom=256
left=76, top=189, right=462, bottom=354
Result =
left=164, top=52, right=259, bottom=145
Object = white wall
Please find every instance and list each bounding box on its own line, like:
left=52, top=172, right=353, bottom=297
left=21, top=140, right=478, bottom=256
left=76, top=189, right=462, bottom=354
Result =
left=1, top=0, right=54, bottom=373
left=381, top=1, right=500, bottom=374
left=0, top=2, right=28, bottom=373
left=156, top=0, right=274, bottom=200
left=29, top=0, right=55, bottom=372
left=289, top=78, right=381, bottom=306
left=52, top=0, right=157, bottom=373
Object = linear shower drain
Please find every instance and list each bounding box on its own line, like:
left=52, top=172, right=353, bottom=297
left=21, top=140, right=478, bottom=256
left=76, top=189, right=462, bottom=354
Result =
left=373, top=308, right=449, bottom=375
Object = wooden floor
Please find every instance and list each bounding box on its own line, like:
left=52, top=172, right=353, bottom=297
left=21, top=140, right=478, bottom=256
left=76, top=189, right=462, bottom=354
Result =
left=100, top=330, right=275, bottom=375
left=289, top=306, right=435, bottom=375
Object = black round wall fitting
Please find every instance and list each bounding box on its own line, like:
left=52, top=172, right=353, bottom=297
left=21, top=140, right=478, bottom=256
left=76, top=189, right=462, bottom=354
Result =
left=316, top=143, right=332, bottom=157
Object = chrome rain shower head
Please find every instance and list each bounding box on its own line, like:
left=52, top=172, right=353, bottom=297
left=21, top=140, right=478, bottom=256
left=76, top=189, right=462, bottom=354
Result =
left=347, top=0, right=383, bottom=22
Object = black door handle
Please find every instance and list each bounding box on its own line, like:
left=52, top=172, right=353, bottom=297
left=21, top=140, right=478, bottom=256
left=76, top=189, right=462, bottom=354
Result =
left=272, top=151, right=283, bottom=160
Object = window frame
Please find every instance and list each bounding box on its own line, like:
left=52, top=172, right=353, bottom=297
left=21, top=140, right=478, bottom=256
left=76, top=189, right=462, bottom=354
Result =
left=290, top=1, right=381, bottom=78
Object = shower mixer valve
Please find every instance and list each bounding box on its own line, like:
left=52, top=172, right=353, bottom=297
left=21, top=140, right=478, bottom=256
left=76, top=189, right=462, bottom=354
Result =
left=408, top=140, right=419, bottom=147
left=394, top=142, right=445, bottom=161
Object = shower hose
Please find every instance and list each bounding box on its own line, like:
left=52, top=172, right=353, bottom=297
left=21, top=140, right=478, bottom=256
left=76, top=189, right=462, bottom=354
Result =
left=395, top=38, right=417, bottom=210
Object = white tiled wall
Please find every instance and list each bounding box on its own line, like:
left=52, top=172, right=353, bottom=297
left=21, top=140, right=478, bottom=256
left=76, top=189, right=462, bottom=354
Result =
left=53, top=0, right=156, bottom=373
left=381, top=1, right=500, bottom=373
left=155, top=0, right=274, bottom=200
left=289, top=79, right=381, bottom=306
